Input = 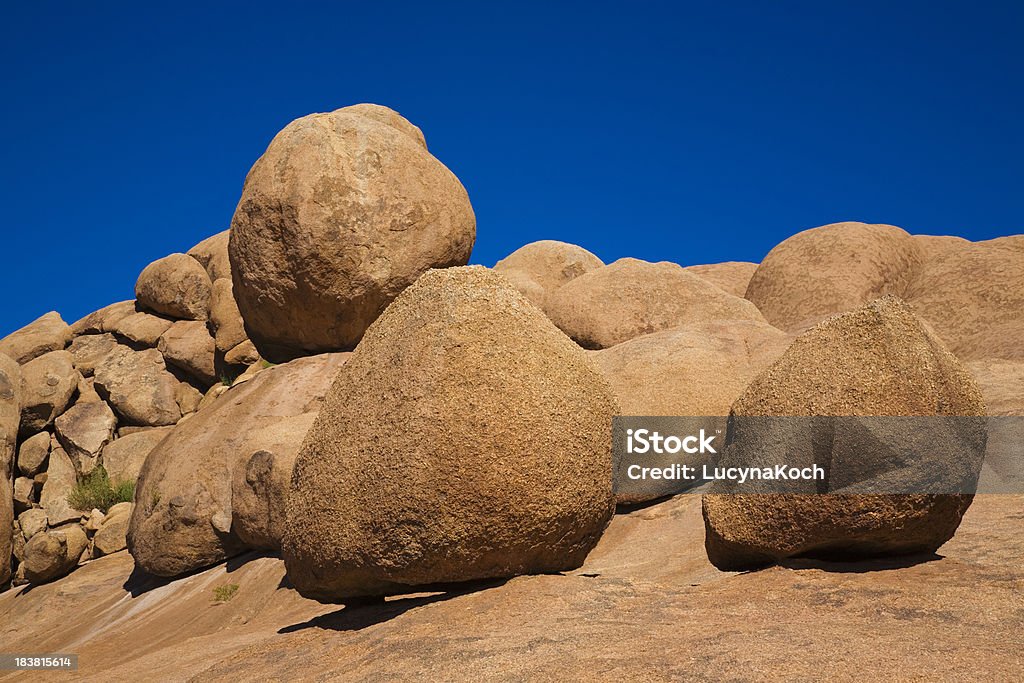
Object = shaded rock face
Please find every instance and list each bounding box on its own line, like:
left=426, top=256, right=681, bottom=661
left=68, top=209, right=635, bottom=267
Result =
left=93, top=503, right=132, bottom=557
left=546, top=258, right=766, bottom=349
left=135, top=253, right=213, bottom=321
left=229, top=104, right=476, bottom=361
left=20, top=350, right=79, bottom=434
left=209, top=279, right=247, bottom=354
left=157, top=320, right=217, bottom=386
left=23, top=525, right=88, bottom=584
left=101, top=426, right=173, bottom=484
left=68, top=333, right=119, bottom=377
left=109, top=312, right=174, bottom=347
left=69, top=301, right=136, bottom=336
left=93, top=344, right=182, bottom=426
left=492, top=240, right=604, bottom=311
left=187, top=230, right=231, bottom=281
left=284, top=267, right=618, bottom=601
left=128, top=353, right=347, bottom=577
left=0, top=354, right=21, bottom=585
left=17, top=430, right=50, bottom=477
left=0, top=312, right=70, bottom=364
left=40, top=445, right=82, bottom=526
left=54, top=399, right=117, bottom=475
left=683, top=261, right=759, bottom=298
left=745, top=222, right=923, bottom=333
left=702, top=297, right=986, bottom=570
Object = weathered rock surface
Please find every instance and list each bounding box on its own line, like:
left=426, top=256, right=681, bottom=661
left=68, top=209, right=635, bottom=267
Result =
left=229, top=104, right=476, bottom=360
left=224, top=340, right=259, bottom=366
left=101, top=426, right=173, bottom=484
left=69, top=300, right=137, bottom=336
left=16, top=430, right=49, bottom=477
left=492, top=240, right=603, bottom=310
left=22, top=524, right=88, bottom=584
left=209, top=278, right=247, bottom=353
left=110, top=311, right=174, bottom=347
left=93, top=345, right=182, bottom=426
left=20, top=350, right=79, bottom=433
left=128, top=353, right=347, bottom=577
left=68, top=333, right=119, bottom=376
left=702, top=297, right=986, bottom=570
left=0, top=311, right=70, bottom=364
left=13, top=475, right=35, bottom=513
left=54, top=399, right=117, bottom=474
left=158, top=320, right=217, bottom=386
left=684, top=261, right=759, bottom=298
left=966, top=360, right=1024, bottom=416
left=93, top=502, right=132, bottom=557
left=18, top=508, right=48, bottom=540
left=546, top=258, right=766, bottom=349
left=1, top=353, right=20, bottom=583
left=39, top=444, right=82, bottom=526
left=284, top=267, right=617, bottom=601
left=745, top=222, right=922, bottom=332
left=187, top=230, right=231, bottom=281
left=135, top=253, right=213, bottom=321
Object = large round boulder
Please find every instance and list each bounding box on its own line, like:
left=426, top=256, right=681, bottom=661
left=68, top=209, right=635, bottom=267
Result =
left=229, top=104, right=476, bottom=361
left=546, top=258, right=766, bottom=349
left=22, top=525, right=88, bottom=584
left=492, top=240, right=603, bottom=311
left=187, top=230, right=231, bottom=281
left=745, top=222, right=922, bottom=332
left=127, top=353, right=347, bottom=577
left=683, top=261, right=759, bottom=298
left=702, top=297, right=986, bottom=570
left=283, top=266, right=618, bottom=601
left=19, top=350, right=79, bottom=434
left=135, top=253, right=213, bottom=321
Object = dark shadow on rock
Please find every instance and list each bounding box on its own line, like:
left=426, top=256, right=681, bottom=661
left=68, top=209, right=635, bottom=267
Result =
left=225, top=549, right=278, bottom=573
left=122, top=564, right=174, bottom=597
left=278, top=577, right=509, bottom=633
left=780, top=552, right=944, bottom=574
left=615, top=494, right=677, bottom=513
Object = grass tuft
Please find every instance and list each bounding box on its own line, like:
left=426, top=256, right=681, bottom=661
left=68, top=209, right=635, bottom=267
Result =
left=213, top=583, right=239, bottom=602
left=67, top=465, right=135, bottom=513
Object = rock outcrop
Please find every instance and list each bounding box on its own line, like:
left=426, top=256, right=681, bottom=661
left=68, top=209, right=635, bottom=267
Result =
left=284, top=267, right=617, bottom=601
left=1, top=353, right=21, bottom=584
left=54, top=399, right=117, bottom=475
left=683, top=261, right=759, bottom=298
left=22, top=524, right=88, bottom=584
left=0, top=312, right=70, bottom=364
left=93, top=345, right=182, bottom=426
left=19, top=350, right=79, bottom=434
left=187, top=230, right=231, bottom=281
left=228, top=104, right=476, bottom=361
left=135, top=253, right=213, bottom=321
left=492, top=240, right=603, bottom=311
left=157, top=321, right=217, bottom=386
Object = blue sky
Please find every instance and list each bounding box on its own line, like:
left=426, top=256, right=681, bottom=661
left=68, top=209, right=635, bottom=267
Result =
left=2, top=1, right=1021, bottom=336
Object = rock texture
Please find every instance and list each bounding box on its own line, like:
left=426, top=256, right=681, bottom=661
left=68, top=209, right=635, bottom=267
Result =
left=93, top=345, right=182, bottom=426
left=546, top=258, right=766, bottom=349
left=0, top=353, right=21, bottom=584
left=492, top=240, right=604, bottom=311
left=69, top=301, right=136, bottom=336
left=135, top=253, right=213, bottom=321
left=22, top=524, right=88, bottom=584
left=187, top=230, right=231, bottom=281
left=101, top=426, right=173, bottom=484
left=68, top=333, right=119, bottom=376
left=39, top=444, right=82, bottom=526
left=0, top=312, right=70, bottom=364
left=229, top=104, right=476, bottom=360
left=128, top=353, right=347, bottom=576
left=110, top=312, right=174, bottom=347
left=284, top=267, right=617, bottom=601
left=157, top=320, right=217, bottom=386
left=702, top=297, right=986, bottom=570
left=684, top=261, right=759, bottom=298
left=16, top=430, right=49, bottom=477
left=54, top=399, right=117, bottom=474
left=209, top=278, right=247, bottom=353
left=19, top=350, right=79, bottom=434
left=93, top=502, right=132, bottom=557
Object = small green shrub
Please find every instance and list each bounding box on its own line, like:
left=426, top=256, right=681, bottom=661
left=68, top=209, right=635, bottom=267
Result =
left=259, top=359, right=275, bottom=369
left=213, top=583, right=239, bottom=602
left=67, top=466, right=135, bottom=513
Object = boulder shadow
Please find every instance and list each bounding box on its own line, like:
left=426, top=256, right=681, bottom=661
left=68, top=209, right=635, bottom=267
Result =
left=779, top=552, right=944, bottom=574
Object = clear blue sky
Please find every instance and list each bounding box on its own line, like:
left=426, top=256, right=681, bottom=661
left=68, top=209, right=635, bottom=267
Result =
left=2, top=1, right=1021, bottom=336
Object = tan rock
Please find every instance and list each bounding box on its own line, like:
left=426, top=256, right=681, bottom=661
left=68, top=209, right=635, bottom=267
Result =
left=13, top=476, right=35, bottom=513
left=283, top=267, right=617, bottom=601
left=101, top=426, right=173, bottom=484
left=129, top=353, right=347, bottom=577
left=23, top=524, right=88, bottom=584
left=175, top=382, right=203, bottom=415
left=18, top=508, right=48, bottom=540
left=0, top=353, right=18, bottom=584
left=17, top=430, right=50, bottom=477
left=77, top=375, right=102, bottom=403
left=84, top=508, right=105, bottom=533
left=209, top=278, right=247, bottom=353
left=135, top=253, right=213, bottom=321
left=745, top=222, right=922, bottom=332
left=546, top=258, right=766, bottom=349
left=68, top=333, right=118, bottom=376
left=339, top=102, right=427, bottom=148
left=684, top=261, right=759, bottom=298
left=110, top=312, right=174, bottom=347
left=54, top=400, right=117, bottom=475
left=69, top=301, right=137, bottom=336
left=0, top=312, right=70, bottom=364
left=229, top=104, right=476, bottom=361
left=158, top=320, right=217, bottom=386
left=187, top=230, right=231, bottom=281
left=493, top=240, right=604, bottom=310
left=20, top=350, right=79, bottom=433
left=93, top=503, right=133, bottom=557
left=40, top=445, right=82, bottom=526
left=966, top=360, right=1024, bottom=416
left=93, top=344, right=182, bottom=426
left=224, top=340, right=259, bottom=366
left=197, top=383, right=229, bottom=411
left=702, top=297, right=986, bottom=570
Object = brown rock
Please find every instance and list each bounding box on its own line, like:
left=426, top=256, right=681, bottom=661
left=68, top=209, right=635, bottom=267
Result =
left=18, top=508, right=48, bottom=540
left=966, top=360, right=1024, bottom=416
left=0, top=353, right=18, bottom=584
left=702, top=297, right=986, bottom=570
left=135, top=253, right=213, bottom=321
left=93, top=344, right=182, bottom=426
left=0, top=312, right=70, bottom=364
left=40, top=444, right=83, bottom=526
left=54, top=400, right=117, bottom=475
left=69, top=300, right=137, bottom=336
left=77, top=375, right=102, bottom=403
left=17, top=430, right=50, bottom=477
left=175, top=382, right=204, bottom=415
left=68, top=333, right=118, bottom=376
left=128, top=353, right=347, bottom=577
left=23, top=524, right=88, bottom=584
left=158, top=320, right=217, bottom=386
left=110, top=312, right=174, bottom=347
left=187, top=230, right=231, bottom=281
left=229, top=104, right=476, bottom=361
left=493, top=240, right=604, bottom=310
left=93, top=503, right=133, bottom=557
left=101, top=426, right=173, bottom=484
left=20, top=350, right=79, bottom=434
left=13, top=476, right=35, bottom=513
left=684, top=261, right=759, bottom=298
left=283, top=267, right=617, bottom=601
left=745, top=222, right=922, bottom=332
left=546, top=258, right=766, bottom=349
left=224, top=340, right=259, bottom=366
left=339, top=102, right=427, bottom=148
left=209, top=279, right=247, bottom=353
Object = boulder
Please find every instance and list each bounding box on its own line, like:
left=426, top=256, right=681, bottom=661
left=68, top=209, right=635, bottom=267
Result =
left=17, top=430, right=50, bottom=477
left=283, top=267, right=617, bottom=601
left=702, top=297, right=986, bottom=570
left=77, top=376, right=102, bottom=403
left=157, top=320, right=217, bottom=386
left=54, top=400, right=117, bottom=475
left=13, top=476, right=35, bottom=513
left=340, top=103, right=427, bottom=148
left=492, top=240, right=604, bottom=310
left=907, top=236, right=1024, bottom=361
left=546, top=258, right=766, bottom=349
left=110, top=312, right=174, bottom=347
left=684, top=261, right=759, bottom=298
left=209, top=279, right=247, bottom=353
left=22, top=524, right=88, bottom=584
left=128, top=353, right=347, bottom=577
left=93, top=344, right=182, bottom=426
left=0, top=353, right=19, bottom=584
left=20, top=350, right=79, bottom=434
left=69, top=301, right=137, bottom=336
left=187, top=230, right=231, bottom=281
left=228, top=104, right=476, bottom=361
left=68, top=333, right=118, bottom=376
left=18, top=508, right=48, bottom=540
left=101, top=426, right=173, bottom=484
left=174, top=382, right=204, bottom=415
left=40, top=445, right=83, bottom=526
left=966, top=360, right=1024, bottom=416
left=744, top=222, right=922, bottom=332
left=84, top=508, right=105, bottom=533
left=0, top=312, right=70, bottom=364
left=135, top=253, right=213, bottom=321
left=224, top=340, right=259, bottom=366
left=93, top=503, right=132, bottom=557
